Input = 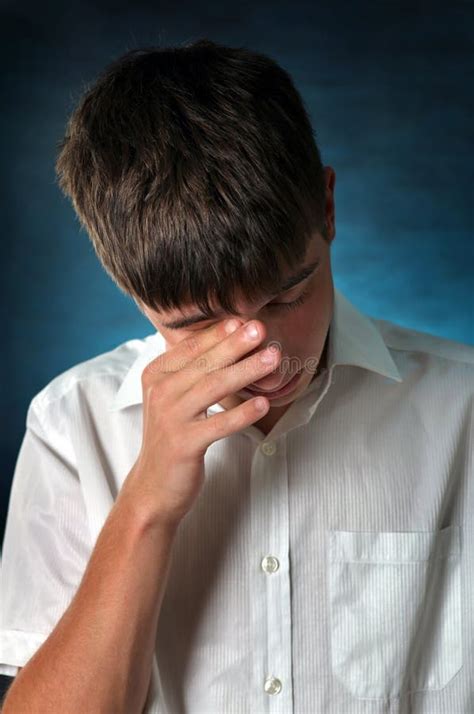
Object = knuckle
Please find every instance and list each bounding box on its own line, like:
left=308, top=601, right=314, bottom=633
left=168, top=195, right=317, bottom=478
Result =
left=227, top=408, right=246, bottom=431
left=209, top=403, right=247, bottom=437
left=195, top=356, right=209, bottom=373
left=142, top=354, right=165, bottom=380
left=208, top=413, right=229, bottom=438
left=184, top=334, right=201, bottom=356
left=201, top=368, right=218, bottom=390
left=144, top=380, right=171, bottom=408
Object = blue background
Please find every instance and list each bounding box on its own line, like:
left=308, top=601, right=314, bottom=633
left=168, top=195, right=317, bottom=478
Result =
left=1, top=0, right=473, bottom=543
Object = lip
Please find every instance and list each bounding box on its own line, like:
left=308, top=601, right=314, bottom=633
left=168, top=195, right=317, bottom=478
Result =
left=243, top=369, right=303, bottom=400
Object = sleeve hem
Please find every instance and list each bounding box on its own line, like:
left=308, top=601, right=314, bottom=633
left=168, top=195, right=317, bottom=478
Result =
left=0, top=629, right=49, bottom=669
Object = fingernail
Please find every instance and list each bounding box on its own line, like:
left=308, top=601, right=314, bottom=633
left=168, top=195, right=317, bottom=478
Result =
left=224, top=319, right=240, bottom=334
left=245, top=322, right=259, bottom=339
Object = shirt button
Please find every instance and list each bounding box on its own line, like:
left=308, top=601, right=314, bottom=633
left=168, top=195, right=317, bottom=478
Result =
left=264, top=676, right=282, bottom=695
left=261, top=441, right=276, bottom=455
left=261, top=555, right=280, bottom=573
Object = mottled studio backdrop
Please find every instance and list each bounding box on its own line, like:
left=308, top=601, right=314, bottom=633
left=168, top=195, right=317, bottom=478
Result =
left=1, top=0, right=473, bottom=543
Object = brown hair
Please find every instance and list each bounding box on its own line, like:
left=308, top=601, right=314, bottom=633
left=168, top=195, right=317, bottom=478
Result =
left=55, top=38, right=328, bottom=316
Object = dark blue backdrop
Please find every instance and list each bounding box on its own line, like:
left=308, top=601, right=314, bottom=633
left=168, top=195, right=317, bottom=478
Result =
left=1, top=0, right=473, bottom=545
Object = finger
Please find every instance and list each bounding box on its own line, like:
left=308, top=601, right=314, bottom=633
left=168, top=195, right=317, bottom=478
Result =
left=164, top=317, right=270, bottom=395
left=184, top=342, right=281, bottom=417
left=142, top=318, right=245, bottom=383
left=189, top=390, right=270, bottom=450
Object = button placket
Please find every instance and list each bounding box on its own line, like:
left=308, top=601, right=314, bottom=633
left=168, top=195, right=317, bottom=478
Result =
left=251, top=436, right=293, bottom=712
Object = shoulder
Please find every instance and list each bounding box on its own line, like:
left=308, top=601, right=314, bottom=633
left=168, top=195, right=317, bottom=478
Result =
left=27, top=333, right=157, bottom=422
left=373, top=316, right=474, bottom=394
left=374, top=318, right=474, bottom=367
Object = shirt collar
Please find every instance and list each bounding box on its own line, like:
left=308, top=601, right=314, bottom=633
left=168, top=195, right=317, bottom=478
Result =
left=108, top=286, right=403, bottom=413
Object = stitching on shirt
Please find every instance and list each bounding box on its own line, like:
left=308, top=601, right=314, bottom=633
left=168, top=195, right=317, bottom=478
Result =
left=33, top=371, right=129, bottom=413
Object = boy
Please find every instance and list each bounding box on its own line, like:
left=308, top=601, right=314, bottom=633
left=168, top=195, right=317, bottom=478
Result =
left=1, top=39, right=473, bottom=713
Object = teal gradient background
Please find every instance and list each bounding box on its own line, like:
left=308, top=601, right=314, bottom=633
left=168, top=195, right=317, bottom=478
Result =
left=1, top=0, right=473, bottom=541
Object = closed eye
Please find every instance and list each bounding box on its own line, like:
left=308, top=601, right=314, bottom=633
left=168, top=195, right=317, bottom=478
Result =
left=267, top=288, right=311, bottom=312
left=185, top=285, right=312, bottom=331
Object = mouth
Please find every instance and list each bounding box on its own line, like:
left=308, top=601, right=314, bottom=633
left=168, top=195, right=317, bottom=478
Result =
left=243, top=369, right=303, bottom=400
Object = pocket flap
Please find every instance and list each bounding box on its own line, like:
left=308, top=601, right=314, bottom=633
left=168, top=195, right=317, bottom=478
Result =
left=328, top=524, right=460, bottom=563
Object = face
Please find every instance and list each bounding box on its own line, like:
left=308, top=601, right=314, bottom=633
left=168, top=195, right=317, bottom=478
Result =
left=136, top=166, right=336, bottom=434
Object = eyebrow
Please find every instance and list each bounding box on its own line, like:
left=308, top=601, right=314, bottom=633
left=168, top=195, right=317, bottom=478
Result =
left=161, top=258, right=321, bottom=330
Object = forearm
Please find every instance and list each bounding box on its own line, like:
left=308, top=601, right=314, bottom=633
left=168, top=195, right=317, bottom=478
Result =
left=2, top=492, right=178, bottom=714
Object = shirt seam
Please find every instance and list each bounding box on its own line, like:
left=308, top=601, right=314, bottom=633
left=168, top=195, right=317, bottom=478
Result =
left=32, top=370, right=130, bottom=414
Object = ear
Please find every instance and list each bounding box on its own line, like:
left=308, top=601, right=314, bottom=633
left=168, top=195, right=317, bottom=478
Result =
left=324, top=166, right=336, bottom=243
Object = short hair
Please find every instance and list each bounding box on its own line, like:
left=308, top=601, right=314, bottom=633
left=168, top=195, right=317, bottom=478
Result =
left=55, top=38, right=329, bottom=317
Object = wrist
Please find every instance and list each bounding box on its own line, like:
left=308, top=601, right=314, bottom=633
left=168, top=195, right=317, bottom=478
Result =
left=115, top=482, right=182, bottom=538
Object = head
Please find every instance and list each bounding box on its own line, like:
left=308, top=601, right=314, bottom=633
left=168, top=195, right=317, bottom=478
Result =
left=55, top=39, right=336, bottom=426
left=138, top=214, right=335, bottom=429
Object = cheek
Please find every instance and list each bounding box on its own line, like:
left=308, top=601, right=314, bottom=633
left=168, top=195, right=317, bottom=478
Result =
left=274, top=316, right=309, bottom=367
left=289, top=291, right=328, bottom=353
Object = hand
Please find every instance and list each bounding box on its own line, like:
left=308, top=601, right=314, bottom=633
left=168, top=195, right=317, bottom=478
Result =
left=118, top=318, right=281, bottom=528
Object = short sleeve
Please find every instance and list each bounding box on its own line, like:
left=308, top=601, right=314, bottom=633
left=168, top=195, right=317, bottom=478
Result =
left=0, top=396, right=93, bottom=675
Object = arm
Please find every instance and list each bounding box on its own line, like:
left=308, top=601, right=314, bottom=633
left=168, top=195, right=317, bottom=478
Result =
left=3, top=316, right=277, bottom=713
left=0, top=675, right=16, bottom=710
left=2, top=491, right=178, bottom=714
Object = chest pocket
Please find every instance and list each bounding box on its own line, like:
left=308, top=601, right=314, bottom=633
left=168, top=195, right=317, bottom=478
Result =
left=327, top=525, right=462, bottom=700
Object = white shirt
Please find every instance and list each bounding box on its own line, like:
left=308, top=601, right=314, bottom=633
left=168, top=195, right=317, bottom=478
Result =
left=1, top=286, right=473, bottom=713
